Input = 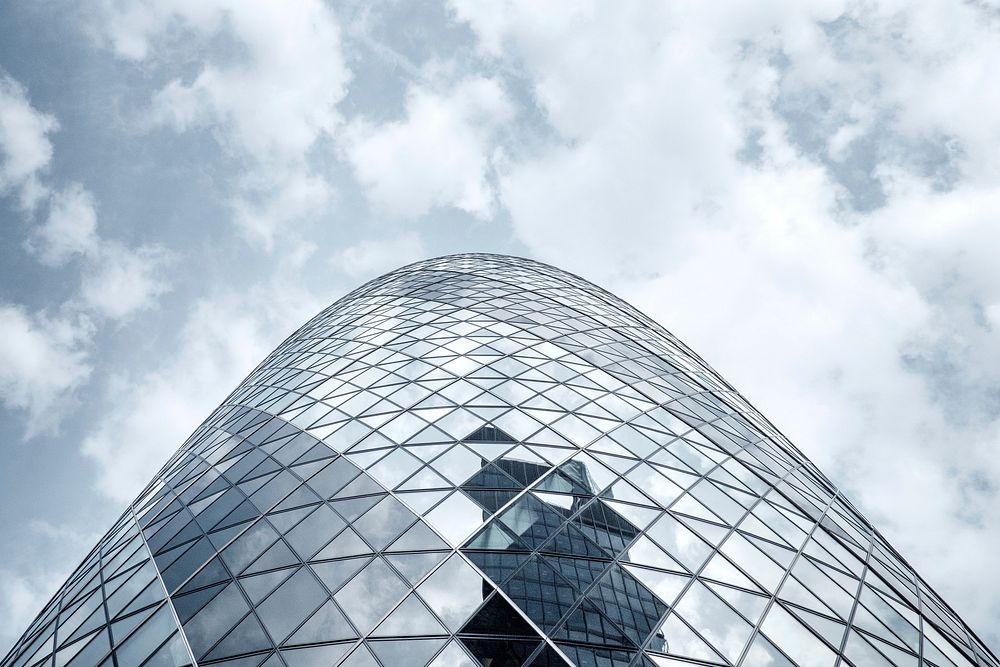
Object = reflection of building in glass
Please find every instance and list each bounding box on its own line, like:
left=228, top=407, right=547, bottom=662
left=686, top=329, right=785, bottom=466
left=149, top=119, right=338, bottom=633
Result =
left=464, top=432, right=667, bottom=661
left=3, top=254, right=996, bottom=667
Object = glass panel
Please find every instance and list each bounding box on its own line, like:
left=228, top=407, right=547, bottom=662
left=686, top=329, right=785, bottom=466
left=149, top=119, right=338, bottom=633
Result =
left=286, top=600, right=355, bottom=645
left=280, top=644, right=351, bottom=667
left=284, top=505, right=346, bottom=559
left=114, top=605, right=177, bottom=667
left=387, top=552, right=449, bottom=585
left=311, top=556, right=372, bottom=593
left=181, top=584, right=249, bottom=659
left=416, top=555, right=490, bottom=631
left=221, top=521, right=280, bottom=574
left=460, top=639, right=540, bottom=667
left=141, top=633, right=190, bottom=667
left=368, top=639, right=447, bottom=667
left=760, top=604, right=836, bottom=667
left=334, top=557, right=409, bottom=634
left=256, top=568, right=328, bottom=642
left=372, top=595, right=447, bottom=637
left=353, top=496, right=417, bottom=550
left=742, top=633, right=796, bottom=667
left=305, top=458, right=361, bottom=499
left=427, top=641, right=476, bottom=667
left=670, top=581, right=751, bottom=663
left=202, top=613, right=270, bottom=661
left=424, top=493, right=486, bottom=546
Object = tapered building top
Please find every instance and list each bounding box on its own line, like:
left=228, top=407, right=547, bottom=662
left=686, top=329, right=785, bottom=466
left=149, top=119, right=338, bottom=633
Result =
left=3, top=254, right=995, bottom=667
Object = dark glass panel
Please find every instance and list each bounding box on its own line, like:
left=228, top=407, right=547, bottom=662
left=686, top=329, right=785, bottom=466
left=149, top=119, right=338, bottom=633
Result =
left=180, top=584, right=249, bottom=659
left=114, top=606, right=177, bottom=667
left=459, top=593, right=537, bottom=638
left=161, top=537, right=215, bottom=593
left=202, top=614, right=271, bottom=662
left=255, top=568, right=328, bottom=643
left=285, top=600, right=355, bottom=645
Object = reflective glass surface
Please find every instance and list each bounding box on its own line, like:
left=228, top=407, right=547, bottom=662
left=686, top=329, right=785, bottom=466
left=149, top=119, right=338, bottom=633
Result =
left=2, top=254, right=995, bottom=667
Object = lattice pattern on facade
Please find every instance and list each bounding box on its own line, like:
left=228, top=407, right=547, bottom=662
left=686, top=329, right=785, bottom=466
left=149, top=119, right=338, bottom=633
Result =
left=3, top=254, right=996, bottom=667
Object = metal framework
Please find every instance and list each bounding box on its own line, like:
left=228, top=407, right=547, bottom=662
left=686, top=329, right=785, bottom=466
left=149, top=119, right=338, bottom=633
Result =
left=3, top=253, right=995, bottom=667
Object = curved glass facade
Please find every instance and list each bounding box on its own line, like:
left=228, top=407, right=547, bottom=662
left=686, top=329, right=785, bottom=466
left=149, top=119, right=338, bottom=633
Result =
left=3, top=253, right=996, bottom=667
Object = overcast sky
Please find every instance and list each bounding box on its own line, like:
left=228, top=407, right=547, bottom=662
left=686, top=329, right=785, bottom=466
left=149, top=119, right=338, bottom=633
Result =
left=1, top=0, right=999, bottom=654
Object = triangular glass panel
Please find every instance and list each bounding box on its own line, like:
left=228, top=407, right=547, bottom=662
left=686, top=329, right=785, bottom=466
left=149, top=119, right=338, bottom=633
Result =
left=205, top=651, right=270, bottom=667
left=372, top=594, right=447, bottom=637
left=140, top=633, right=191, bottom=667
left=338, top=645, right=379, bottom=667
left=312, top=527, right=372, bottom=561
left=203, top=613, right=271, bottom=662
left=61, top=630, right=110, bottom=667
left=398, top=466, right=453, bottom=491
left=334, top=557, right=408, bottom=634
left=459, top=592, right=537, bottom=637
left=396, top=490, right=451, bottom=515
left=653, top=613, right=726, bottom=663
left=368, top=639, right=447, bottom=667
left=272, top=486, right=322, bottom=513
left=463, top=520, right=530, bottom=552
left=285, top=600, right=355, bottom=645
left=843, top=630, right=896, bottom=667
left=172, top=582, right=227, bottom=624
left=239, top=568, right=295, bottom=604
left=621, top=565, right=689, bottom=608
left=108, top=605, right=159, bottom=657
left=460, top=639, right=540, bottom=667
left=353, top=495, right=417, bottom=550
left=464, top=488, right=519, bottom=514
left=705, top=581, right=769, bottom=625
left=526, top=644, right=573, bottom=667
left=742, top=633, right=796, bottom=667
left=279, top=644, right=351, bottom=667
left=461, top=463, right=523, bottom=491
left=386, top=551, right=448, bottom=585
left=386, top=520, right=450, bottom=552
left=266, top=506, right=313, bottom=534
left=463, top=441, right=516, bottom=463
left=331, top=495, right=383, bottom=522
left=788, top=606, right=847, bottom=650
left=545, top=511, right=613, bottom=561
left=554, top=597, right=635, bottom=649
left=464, top=424, right=517, bottom=443
left=311, top=555, right=372, bottom=592
left=415, top=554, right=490, bottom=632
left=427, top=641, right=476, bottom=667
left=243, top=539, right=299, bottom=575
left=333, top=474, right=384, bottom=500
left=700, top=553, right=762, bottom=592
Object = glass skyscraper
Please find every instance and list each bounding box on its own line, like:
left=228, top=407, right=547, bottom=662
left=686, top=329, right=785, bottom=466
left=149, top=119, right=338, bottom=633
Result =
left=3, top=253, right=996, bottom=667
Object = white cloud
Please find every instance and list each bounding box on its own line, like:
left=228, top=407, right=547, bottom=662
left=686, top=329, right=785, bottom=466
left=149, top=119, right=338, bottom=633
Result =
left=343, top=76, right=513, bottom=219
left=0, top=72, right=57, bottom=210
left=0, top=305, right=93, bottom=437
left=23, top=181, right=170, bottom=321
left=80, top=242, right=171, bottom=321
left=82, top=281, right=323, bottom=502
left=333, top=232, right=426, bottom=279
left=231, top=170, right=334, bottom=249
left=98, top=0, right=351, bottom=247
left=26, top=183, right=100, bottom=266
left=0, top=70, right=171, bottom=435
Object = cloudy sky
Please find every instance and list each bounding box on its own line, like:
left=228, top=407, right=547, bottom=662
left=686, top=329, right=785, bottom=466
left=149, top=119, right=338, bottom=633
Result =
left=1, top=0, right=999, bottom=654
